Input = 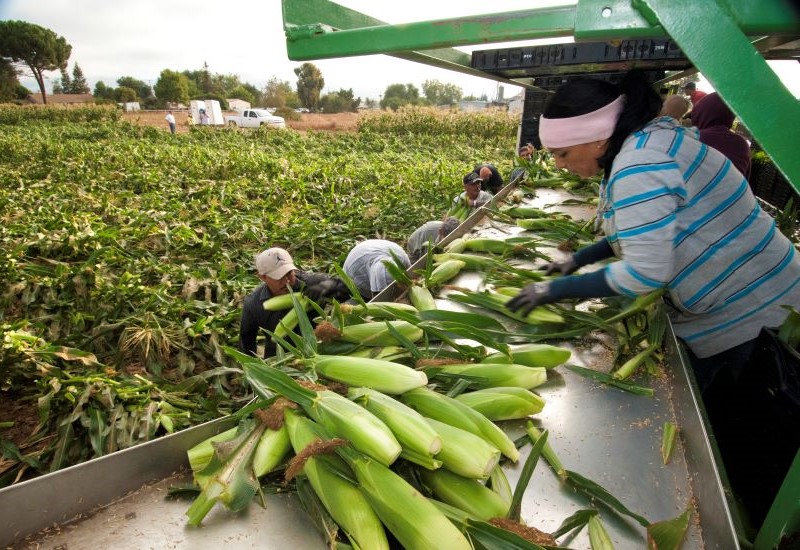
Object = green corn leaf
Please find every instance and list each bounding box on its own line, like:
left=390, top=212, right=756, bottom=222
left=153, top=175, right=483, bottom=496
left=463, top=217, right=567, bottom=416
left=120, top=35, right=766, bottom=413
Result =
left=418, top=309, right=506, bottom=332
left=551, top=508, right=598, bottom=538
left=508, top=429, right=547, bottom=521
left=565, top=469, right=650, bottom=527
left=565, top=365, right=654, bottom=397
left=294, top=475, right=342, bottom=548
left=661, top=422, right=678, bottom=465
left=646, top=508, right=691, bottom=550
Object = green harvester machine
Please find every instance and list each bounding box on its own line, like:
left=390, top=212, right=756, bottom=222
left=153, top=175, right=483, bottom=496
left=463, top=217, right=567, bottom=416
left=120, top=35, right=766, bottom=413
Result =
left=1, top=1, right=798, bottom=548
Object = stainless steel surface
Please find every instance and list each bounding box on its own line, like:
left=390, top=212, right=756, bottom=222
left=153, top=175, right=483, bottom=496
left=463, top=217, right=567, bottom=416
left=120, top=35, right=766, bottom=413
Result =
left=2, top=181, right=739, bottom=549
left=1, top=416, right=238, bottom=548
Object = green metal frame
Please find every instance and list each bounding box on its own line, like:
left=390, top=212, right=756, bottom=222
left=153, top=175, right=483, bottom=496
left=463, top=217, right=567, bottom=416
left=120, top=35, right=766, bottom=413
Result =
left=283, top=0, right=800, bottom=196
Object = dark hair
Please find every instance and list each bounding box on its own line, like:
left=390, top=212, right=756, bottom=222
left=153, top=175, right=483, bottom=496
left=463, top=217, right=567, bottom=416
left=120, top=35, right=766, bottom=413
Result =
left=542, top=70, right=662, bottom=178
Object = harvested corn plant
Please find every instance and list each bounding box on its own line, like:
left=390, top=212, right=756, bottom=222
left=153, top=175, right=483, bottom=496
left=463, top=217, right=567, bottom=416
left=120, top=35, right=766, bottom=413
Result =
left=455, top=387, right=545, bottom=421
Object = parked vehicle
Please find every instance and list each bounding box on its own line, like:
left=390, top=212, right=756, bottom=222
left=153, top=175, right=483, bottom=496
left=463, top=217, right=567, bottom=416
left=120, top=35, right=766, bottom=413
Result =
left=224, top=109, right=286, bottom=129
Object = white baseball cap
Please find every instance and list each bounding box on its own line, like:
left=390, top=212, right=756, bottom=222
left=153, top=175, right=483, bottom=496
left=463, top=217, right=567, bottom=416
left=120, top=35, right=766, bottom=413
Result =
left=255, top=247, right=297, bottom=279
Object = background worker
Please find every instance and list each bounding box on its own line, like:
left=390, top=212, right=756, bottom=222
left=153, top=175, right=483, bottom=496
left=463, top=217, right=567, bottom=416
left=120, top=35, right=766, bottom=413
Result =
left=343, top=239, right=410, bottom=300
left=690, top=92, right=752, bottom=179
left=452, top=172, right=493, bottom=213
left=681, top=81, right=707, bottom=109
left=239, top=247, right=349, bottom=357
left=165, top=111, right=176, bottom=134
left=659, top=94, right=691, bottom=121
left=506, top=70, right=800, bottom=394
left=406, top=216, right=461, bottom=262
left=464, top=163, right=504, bottom=194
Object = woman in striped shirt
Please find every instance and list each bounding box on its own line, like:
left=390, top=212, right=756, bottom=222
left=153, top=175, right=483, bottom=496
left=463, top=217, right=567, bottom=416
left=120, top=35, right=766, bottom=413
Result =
left=507, top=71, right=800, bottom=393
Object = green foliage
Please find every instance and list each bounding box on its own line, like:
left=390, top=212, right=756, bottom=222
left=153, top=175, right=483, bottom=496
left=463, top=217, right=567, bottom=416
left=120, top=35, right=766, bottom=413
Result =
left=70, top=63, right=89, bottom=94
left=320, top=88, right=360, bottom=113
left=0, top=57, right=22, bottom=102
left=358, top=106, right=516, bottom=138
left=0, top=104, right=120, bottom=124
left=115, top=86, right=137, bottom=103
left=0, top=20, right=72, bottom=104
left=154, top=69, right=189, bottom=104
left=263, top=77, right=299, bottom=109
left=294, top=62, right=324, bottom=111
left=117, top=76, right=153, bottom=100
left=381, top=83, right=420, bottom=110
left=273, top=106, right=300, bottom=121
left=422, top=79, right=463, bottom=106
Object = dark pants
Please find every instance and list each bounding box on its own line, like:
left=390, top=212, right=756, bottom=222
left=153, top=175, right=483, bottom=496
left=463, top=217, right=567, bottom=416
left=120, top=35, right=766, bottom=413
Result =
left=168, top=122, right=176, bottom=135
left=686, top=338, right=758, bottom=395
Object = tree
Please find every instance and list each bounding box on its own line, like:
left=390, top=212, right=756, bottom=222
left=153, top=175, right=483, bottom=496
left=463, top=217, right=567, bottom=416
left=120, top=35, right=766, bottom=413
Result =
left=320, top=88, right=360, bottom=113
left=422, top=79, right=462, bottom=106
left=53, top=67, right=70, bottom=94
left=263, top=77, right=299, bottom=109
left=227, top=84, right=255, bottom=105
left=154, top=69, right=189, bottom=105
left=93, top=81, right=114, bottom=100
left=0, top=21, right=71, bottom=104
left=115, top=86, right=137, bottom=103
left=70, top=63, right=89, bottom=94
left=117, top=76, right=152, bottom=100
left=294, top=62, right=324, bottom=111
left=381, top=83, right=420, bottom=110
left=0, top=57, right=24, bottom=101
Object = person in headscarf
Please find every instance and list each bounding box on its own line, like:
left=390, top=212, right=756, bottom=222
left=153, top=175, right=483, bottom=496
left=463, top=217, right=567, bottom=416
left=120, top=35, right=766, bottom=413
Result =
left=690, top=92, right=751, bottom=179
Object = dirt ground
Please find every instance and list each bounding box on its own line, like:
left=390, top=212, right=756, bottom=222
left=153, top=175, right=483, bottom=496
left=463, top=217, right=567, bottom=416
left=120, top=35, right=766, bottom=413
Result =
left=121, top=111, right=360, bottom=133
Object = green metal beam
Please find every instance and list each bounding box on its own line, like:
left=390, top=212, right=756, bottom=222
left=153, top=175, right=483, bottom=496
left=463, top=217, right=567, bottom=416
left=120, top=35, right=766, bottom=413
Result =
left=635, top=0, right=800, bottom=195
left=282, top=0, right=542, bottom=89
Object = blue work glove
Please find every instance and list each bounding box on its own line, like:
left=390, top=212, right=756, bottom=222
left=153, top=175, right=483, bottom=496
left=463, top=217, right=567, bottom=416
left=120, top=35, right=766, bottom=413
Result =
left=506, top=282, right=555, bottom=317
left=541, top=255, right=578, bottom=276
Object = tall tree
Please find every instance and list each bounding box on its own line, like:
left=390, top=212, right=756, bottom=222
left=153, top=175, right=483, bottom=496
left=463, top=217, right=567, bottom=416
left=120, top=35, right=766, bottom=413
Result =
left=294, top=62, right=324, bottom=112
left=263, top=77, right=299, bottom=109
left=117, top=76, right=151, bottom=100
left=381, top=83, right=420, bottom=110
left=0, top=21, right=71, bottom=104
left=422, top=79, right=462, bottom=106
left=70, top=63, right=89, bottom=94
left=153, top=69, right=189, bottom=105
left=54, top=67, right=70, bottom=94
left=115, top=86, right=137, bottom=103
left=93, top=81, right=113, bottom=100
left=0, top=57, right=23, bottom=101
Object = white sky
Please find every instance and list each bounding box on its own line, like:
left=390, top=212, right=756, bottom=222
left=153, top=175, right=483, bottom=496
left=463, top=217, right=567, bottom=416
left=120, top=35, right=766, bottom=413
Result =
left=1, top=0, right=799, bottom=100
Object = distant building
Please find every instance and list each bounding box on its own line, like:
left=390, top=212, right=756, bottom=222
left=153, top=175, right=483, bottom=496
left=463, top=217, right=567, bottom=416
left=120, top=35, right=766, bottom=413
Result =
left=458, top=100, right=489, bottom=112
left=122, top=102, right=141, bottom=112
left=27, top=93, right=95, bottom=105
left=228, top=99, right=251, bottom=112
left=507, top=92, right=524, bottom=116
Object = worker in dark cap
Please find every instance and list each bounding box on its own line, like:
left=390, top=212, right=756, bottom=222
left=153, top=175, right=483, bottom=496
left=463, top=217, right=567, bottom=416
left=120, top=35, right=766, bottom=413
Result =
left=463, top=163, right=504, bottom=194
left=406, top=216, right=461, bottom=262
left=452, top=172, right=493, bottom=213
left=239, top=247, right=350, bottom=358
left=681, top=81, right=707, bottom=109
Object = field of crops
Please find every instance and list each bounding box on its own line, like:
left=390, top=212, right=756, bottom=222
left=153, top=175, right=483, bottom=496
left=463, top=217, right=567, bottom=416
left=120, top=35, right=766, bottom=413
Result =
left=0, top=104, right=519, bottom=484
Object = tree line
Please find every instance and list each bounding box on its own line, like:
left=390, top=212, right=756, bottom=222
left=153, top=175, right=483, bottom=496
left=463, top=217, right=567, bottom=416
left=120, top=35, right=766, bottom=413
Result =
left=0, top=20, right=477, bottom=112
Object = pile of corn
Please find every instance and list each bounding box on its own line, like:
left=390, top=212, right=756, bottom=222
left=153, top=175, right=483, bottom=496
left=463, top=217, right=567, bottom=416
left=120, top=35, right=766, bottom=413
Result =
left=182, top=175, right=673, bottom=548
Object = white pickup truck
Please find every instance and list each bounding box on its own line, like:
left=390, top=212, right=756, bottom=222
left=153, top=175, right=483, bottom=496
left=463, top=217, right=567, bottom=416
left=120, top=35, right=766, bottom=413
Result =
left=224, top=108, right=286, bottom=129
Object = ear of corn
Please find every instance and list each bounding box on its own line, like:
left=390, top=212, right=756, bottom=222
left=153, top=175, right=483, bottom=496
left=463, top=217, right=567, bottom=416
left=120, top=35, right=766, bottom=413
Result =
left=284, top=410, right=390, bottom=550
left=349, top=454, right=473, bottom=549
left=339, top=320, right=423, bottom=347
left=483, top=343, right=571, bottom=369
left=408, top=285, right=437, bottom=311
left=443, top=237, right=467, bottom=253
left=341, top=302, right=418, bottom=319
left=419, top=468, right=509, bottom=521
left=252, top=423, right=291, bottom=478
left=424, top=418, right=500, bottom=479
left=433, top=252, right=501, bottom=271
left=263, top=293, right=296, bottom=311
left=400, top=387, right=519, bottom=462
left=428, top=260, right=466, bottom=287
left=187, top=426, right=238, bottom=474
left=501, top=205, right=551, bottom=219
left=488, top=464, right=513, bottom=507
left=309, top=390, right=402, bottom=467
left=454, top=387, right=545, bottom=420
left=437, top=363, right=548, bottom=390
left=309, top=355, right=427, bottom=394
left=349, top=387, right=441, bottom=457
left=273, top=296, right=311, bottom=340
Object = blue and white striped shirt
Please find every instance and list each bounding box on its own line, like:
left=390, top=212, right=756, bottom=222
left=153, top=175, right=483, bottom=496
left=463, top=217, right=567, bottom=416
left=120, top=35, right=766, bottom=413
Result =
left=599, top=117, right=800, bottom=357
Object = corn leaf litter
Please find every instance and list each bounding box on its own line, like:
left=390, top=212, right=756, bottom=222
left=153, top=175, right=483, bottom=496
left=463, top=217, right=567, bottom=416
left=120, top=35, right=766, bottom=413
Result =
left=564, top=469, right=650, bottom=527
left=661, top=422, right=678, bottom=465
left=507, top=429, right=548, bottom=521
left=646, top=508, right=691, bottom=550
left=565, top=365, right=654, bottom=397
left=432, top=500, right=548, bottom=550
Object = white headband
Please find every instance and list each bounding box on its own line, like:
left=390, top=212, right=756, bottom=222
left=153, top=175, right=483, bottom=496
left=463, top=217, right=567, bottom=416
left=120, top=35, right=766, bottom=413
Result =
left=539, top=95, right=625, bottom=148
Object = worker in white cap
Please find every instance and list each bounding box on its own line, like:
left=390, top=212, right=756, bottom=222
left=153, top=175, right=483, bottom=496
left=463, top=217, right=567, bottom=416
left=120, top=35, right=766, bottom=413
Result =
left=239, top=247, right=349, bottom=357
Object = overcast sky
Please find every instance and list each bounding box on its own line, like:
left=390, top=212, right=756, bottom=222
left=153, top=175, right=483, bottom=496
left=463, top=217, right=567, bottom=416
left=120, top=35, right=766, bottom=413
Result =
left=2, top=0, right=799, bottom=101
